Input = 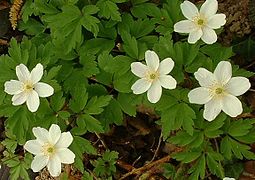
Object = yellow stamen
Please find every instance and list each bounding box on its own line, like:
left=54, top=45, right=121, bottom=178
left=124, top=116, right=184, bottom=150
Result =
left=47, top=147, right=54, bottom=153
left=42, top=143, right=55, bottom=157
left=215, top=88, right=223, bottom=94
left=197, top=19, right=204, bottom=25
left=150, top=73, right=157, bottom=80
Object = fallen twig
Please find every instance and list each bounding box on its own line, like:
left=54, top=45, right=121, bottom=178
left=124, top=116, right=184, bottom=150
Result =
left=118, top=155, right=171, bottom=180
left=149, top=132, right=163, bottom=163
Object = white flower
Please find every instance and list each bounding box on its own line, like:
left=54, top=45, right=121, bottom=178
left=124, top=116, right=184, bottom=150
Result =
left=174, top=0, right=226, bottom=44
left=24, top=124, right=75, bottom=177
left=188, top=61, right=251, bottom=121
left=131, top=50, right=177, bottom=103
left=223, top=178, right=235, bottom=180
left=4, top=63, right=54, bottom=112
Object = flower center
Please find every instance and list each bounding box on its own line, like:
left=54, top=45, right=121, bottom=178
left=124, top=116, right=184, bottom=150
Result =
left=147, top=71, right=159, bottom=82
left=193, top=15, right=206, bottom=27
left=47, top=147, right=54, bottom=153
left=24, top=83, right=34, bottom=92
left=42, top=143, right=55, bottom=157
left=215, top=87, right=224, bottom=94
left=150, top=73, right=157, bottom=80
left=197, top=19, right=204, bottom=26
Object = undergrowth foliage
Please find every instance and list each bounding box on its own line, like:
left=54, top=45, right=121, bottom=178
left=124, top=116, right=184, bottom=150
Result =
left=0, top=0, right=254, bottom=179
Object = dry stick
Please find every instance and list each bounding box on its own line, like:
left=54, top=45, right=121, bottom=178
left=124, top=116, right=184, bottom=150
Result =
left=119, top=155, right=171, bottom=180
left=0, top=39, right=8, bottom=46
left=249, top=89, right=255, bottom=92
left=149, top=132, right=163, bottom=163
left=236, top=113, right=255, bottom=119
left=95, top=133, right=108, bottom=149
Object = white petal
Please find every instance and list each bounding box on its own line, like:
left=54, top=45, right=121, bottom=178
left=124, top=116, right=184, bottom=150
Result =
left=57, top=148, right=75, bottom=164
left=147, top=80, right=162, bottom=103
left=16, top=64, right=30, bottom=83
left=131, top=78, right=151, bottom=94
left=30, top=63, right=44, bottom=84
left=31, top=155, right=49, bottom=172
left=180, top=1, right=199, bottom=20
left=26, top=90, right=40, bottom=112
left=131, top=62, right=148, bottom=78
left=55, top=132, right=73, bottom=148
left=159, top=75, right=177, bottom=89
left=201, top=27, right=217, bottom=44
left=194, top=68, right=216, bottom=87
left=222, top=94, right=242, bottom=117
left=226, top=77, right=251, bottom=96
left=32, top=127, right=49, bottom=144
left=49, top=124, right=61, bottom=145
left=24, top=140, right=43, bottom=155
left=207, top=14, right=226, bottom=29
left=174, top=20, right=197, bottom=33
left=188, top=29, right=203, bottom=44
left=47, top=155, right=62, bottom=177
left=203, top=98, right=222, bottom=121
left=158, top=58, right=175, bottom=75
left=12, top=92, right=27, bottom=105
left=214, top=61, right=232, bottom=85
left=200, top=0, right=218, bottom=18
left=223, top=178, right=235, bottom=180
left=34, top=82, right=54, bottom=97
left=188, top=87, right=212, bottom=104
left=4, top=80, right=23, bottom=95
left=145, top=50, right=159, bottom=71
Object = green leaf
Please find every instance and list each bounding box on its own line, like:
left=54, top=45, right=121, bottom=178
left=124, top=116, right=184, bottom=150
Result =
left=80, top=54, right=99, bottom=77
left=228, top=119, right=254, bottom=137
left=188, top=155, right=206, bottom=180
left=3, top=153, right=32, bottom=180
left=161, top=103, right=195, bottom=139
left=233, top=36, right=255, bottom=61
left=73, top=114, right=104, bottom=134
left=120, top=31, right=139, bottom=59
left=44, top=65, right=62, bottom=81
left=224, top=162, right=244, bottom=179
left=98, top=52, right=114, bottom=73
left=70, top=136, right=97, bottom=173
left=162, top=163, right=176, bottom=179
left=19, top=18, right=45, bottom=35
left=69, top=84, right=88, bottom=113
left=43, top=5, right=83, bottom=53
left=81, top=38, right=115, bottom=55
left=204, top=114, right=226, bottom=138
left=200, top=43, right=233, bottom=64
left=117, top=93, right=141, bottom=116
left=232, top=65, right=254, bottom=78
left=174, top=151, right=201, bottom=163
left=131, top=0, right=149, bottom=5
left=91, top=150, right=118, bottom=177
left=8, top=38, right=29, bottom=64
left=220, top=136, right=232, bottom=159
left=81, top=5, right=100, bottom=36
left=85, top=95, right=112, bottom=115
left=100, top=98, right=123, bottom=130
left=1, top=138, right=17, bottom=153
left=170, top=130, right=204, bottom=148
left=131, top=3, right=161, bottom=19
left=206, top=152, right=224, bottom=178
left=82, top=171, right=94, bottom=180
left=5, top=107, right=30, bottom=145
left=220, top=136, right=255, bottom=160
left=50, top=92, right=65, bottom=112
left=97, top=0, right=121, bottom=21
left=34, top=0, right=59, bottom=14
